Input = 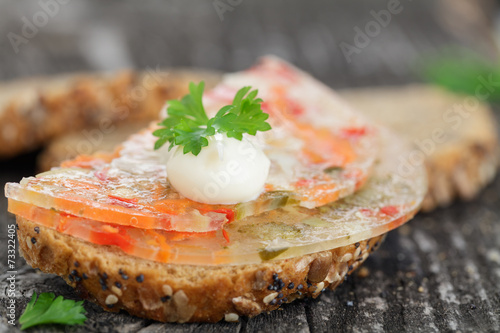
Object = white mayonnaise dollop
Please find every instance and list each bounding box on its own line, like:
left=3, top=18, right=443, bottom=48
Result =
left=166, top=134, right=270, bottom=204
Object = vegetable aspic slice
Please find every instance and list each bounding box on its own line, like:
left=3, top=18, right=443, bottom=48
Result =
left=8, top=128, right=427, bottom=265
left=5, top=56, right=379, bottom=233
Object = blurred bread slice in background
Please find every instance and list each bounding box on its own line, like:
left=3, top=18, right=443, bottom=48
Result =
left=0, top=69, right=221, bottom=159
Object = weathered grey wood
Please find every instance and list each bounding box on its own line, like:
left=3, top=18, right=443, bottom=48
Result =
left=1, top=0, right=499, bottom=332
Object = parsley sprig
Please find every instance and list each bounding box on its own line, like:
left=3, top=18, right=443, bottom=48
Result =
left=153, top=81, right=272, bottom=156
left=19, top=292, right=87, bottom=330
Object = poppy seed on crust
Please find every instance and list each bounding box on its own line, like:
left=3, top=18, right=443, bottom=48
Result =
left=119, top=268, right=129, bottom=280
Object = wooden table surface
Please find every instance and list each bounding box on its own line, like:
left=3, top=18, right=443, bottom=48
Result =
left=1, top=1, right=500, bottom=332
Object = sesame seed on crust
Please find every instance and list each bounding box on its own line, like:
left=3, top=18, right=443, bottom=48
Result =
left=263, top=292, right=278, bottom=304
left=106, top=294, right=119, bottom=305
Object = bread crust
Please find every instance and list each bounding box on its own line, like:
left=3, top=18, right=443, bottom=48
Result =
left=16, top=216, right=384, bottom=323
left=420, top=140, right=498, bottom=211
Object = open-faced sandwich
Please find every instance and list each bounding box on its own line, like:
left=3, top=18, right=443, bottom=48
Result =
left=6, top=57, right=427, bottom=323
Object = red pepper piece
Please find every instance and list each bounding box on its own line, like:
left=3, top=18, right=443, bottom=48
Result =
left=341, top=127, right=367, bottom=139
left=380, top=205, right=399, bottom=216
left=222, top=229, right=230, bottom=243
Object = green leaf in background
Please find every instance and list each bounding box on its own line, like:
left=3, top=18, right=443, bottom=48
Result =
left=19, top=292, right=87, bottom=330
left=422, top=53, right=500, bottom=102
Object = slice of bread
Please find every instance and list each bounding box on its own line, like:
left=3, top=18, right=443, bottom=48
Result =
left=0, top=69, right=221, bottom=159
left=8, top=64, right=423, bottom=323
left=16, top=216, right=384, bottom=323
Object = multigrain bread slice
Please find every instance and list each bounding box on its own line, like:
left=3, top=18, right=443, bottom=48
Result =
left=9, top=64, right=424, bottom=323
left=0, top=69, right=221, bottom=158
left=16, top=216, right=384, bottom=323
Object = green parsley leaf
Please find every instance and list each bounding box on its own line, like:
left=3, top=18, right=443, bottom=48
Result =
left=153, top=81, right=271, bottom=156
left=19, top=292, right=87, bottom=330
left=209, top=86, right=272, bottom=140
